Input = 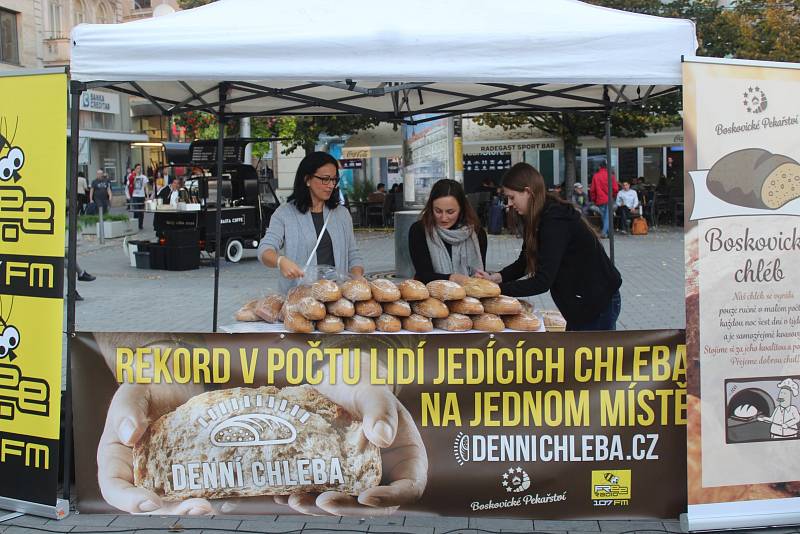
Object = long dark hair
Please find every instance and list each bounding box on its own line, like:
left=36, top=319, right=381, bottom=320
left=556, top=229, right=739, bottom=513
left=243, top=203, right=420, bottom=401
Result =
left=420, top=179, right=480, bottom=236
left=287, top=151, right=341, bottom=214
left=502, top=163, right=581, bottom=275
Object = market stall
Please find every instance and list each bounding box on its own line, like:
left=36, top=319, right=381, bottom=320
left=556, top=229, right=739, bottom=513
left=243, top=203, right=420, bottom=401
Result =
left=59, top=0, right=700, bottom=524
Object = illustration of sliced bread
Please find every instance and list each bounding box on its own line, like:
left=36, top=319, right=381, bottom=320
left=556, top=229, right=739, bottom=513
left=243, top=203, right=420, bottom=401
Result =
left=133, top=385, right=381, bottom=500
left=707, top=148, right=800, bottom=209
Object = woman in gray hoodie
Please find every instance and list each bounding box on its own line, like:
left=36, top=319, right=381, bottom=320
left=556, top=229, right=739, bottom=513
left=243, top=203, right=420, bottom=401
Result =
left=258, top=152, right=364, bottom=294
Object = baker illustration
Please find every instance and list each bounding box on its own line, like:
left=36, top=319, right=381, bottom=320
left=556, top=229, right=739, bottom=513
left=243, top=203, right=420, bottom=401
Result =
left=757, top=378, right=800, bottom=439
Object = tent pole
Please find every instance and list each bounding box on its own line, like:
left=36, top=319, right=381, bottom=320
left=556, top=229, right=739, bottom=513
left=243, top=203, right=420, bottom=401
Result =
left=63, top=80, right=84, bottom=502
left=212, top=84, right=229, bottom=332
left=605, top=110, right=614, bottom=265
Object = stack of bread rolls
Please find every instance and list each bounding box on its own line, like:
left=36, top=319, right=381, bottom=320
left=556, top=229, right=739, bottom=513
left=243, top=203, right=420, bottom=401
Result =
left=235, top=277, right=545, bottom=333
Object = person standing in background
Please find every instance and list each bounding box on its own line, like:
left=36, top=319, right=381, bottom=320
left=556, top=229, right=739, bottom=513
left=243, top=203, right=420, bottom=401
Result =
left=130, top=164, right=147, bottom=230
left=76, top=171, right=89, bottom=214
left=90, top=169, right=112, bottom=217
left=589, top=161, right=619, bottom=239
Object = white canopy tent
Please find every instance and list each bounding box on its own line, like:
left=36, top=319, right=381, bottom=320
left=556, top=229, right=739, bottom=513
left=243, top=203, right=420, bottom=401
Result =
left=70, top=0, right=697, bottom=120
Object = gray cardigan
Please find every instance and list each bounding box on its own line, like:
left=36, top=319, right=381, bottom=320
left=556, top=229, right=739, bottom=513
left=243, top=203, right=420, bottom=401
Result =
left=257, top=202, right=364, bottom=294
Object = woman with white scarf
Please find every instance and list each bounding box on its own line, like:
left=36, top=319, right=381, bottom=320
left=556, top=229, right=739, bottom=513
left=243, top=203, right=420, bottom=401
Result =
left=409, top=179, right=487, bottom=284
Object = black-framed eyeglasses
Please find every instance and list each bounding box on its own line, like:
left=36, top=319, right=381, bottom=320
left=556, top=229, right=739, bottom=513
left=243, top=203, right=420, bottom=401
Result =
left=312, top=175, right=340, bottom=186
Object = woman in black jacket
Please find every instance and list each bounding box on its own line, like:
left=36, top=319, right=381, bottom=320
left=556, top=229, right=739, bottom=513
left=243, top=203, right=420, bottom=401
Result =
left=476, top=163, right=622, bottom=330
left=409, top=179, right=487, bottom=284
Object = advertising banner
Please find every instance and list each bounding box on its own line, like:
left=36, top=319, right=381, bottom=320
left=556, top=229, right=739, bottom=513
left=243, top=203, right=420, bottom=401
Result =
left=683, top=58, right=800, bottom=530
left=0, top=71, right=67, bottom=511
left=72, top=330, right=686, bottom=519
left=402, top=116, right=452, bottom=206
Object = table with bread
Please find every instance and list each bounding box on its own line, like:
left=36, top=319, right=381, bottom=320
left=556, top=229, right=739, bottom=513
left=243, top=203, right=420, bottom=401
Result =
left=232, top=277, right=566, bottom=334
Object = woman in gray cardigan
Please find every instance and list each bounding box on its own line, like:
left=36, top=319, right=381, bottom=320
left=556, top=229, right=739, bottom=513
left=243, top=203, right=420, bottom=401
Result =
left=258, top=152, right=364, bottom=294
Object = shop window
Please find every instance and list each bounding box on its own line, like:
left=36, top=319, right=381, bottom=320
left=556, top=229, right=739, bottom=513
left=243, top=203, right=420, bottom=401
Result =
left=618, top=147, right=638, bottom=182
left=539, top=150, right=554, bottom=184
left=79, top=110, right=117, bottom=130
left=0, top=8, right=19, bottom=64
left=643, top=147, right=664, bottom=182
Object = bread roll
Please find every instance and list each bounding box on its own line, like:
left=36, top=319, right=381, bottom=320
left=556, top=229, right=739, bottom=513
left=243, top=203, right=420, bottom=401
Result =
left=426, top=279, right=466, bottom=301
left=311, top=279, right=342, bottom=302
left=472, top=313, right=505, bottom=332
left=519, top=300, right=535, bottom=313
left=376, top=314, right=402, bottom=333
left=369, top=279, right=401, bottom=302
left=340, top=279, right=372, bottom=301
left=344, top=315, right=376, bottom=333
left=447, top=296, right=484, bottom=315
left=382, top=299, right=412, bottom=317
left=254, top=294, right=285, bottom=323
left=326, top=298, right=355, bottom=318
left=354, top=299, right=382, bottom=318
left=286, top=285, right=313, bottom=304
left=411, top=297, right=449, bottom=319
left=283, top=310, right=314, bottom=333
left=398, top=279, right=429, bottom=301
left=482, top=296, right=522, bottom=315
left=133, top=385, right=381, bottom=499
left=402, top=313, right=433, bottom=333
left=317, top=315, right=345, bottom=333
left=234, top=299, right=261, bottom=322
left=707, top=148, right=800, bottom=209
left=433, top=313, right=473, bottom=332
left=295, top=297, right=326, bottom=321
left=462, top=277, right=501, bottom=298
left=504, top=312, right=541, bottom=332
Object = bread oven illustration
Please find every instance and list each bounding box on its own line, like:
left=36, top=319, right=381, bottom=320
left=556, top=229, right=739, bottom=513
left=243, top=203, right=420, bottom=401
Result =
left=726, top=387, right=775, bottom=443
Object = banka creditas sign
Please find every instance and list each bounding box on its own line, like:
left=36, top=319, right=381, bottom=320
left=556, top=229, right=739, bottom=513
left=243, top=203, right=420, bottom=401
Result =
left=79, top=90, right=120, bottom=115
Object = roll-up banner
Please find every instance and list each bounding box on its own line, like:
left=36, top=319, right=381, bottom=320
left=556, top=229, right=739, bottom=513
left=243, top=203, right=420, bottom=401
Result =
left=72, top=330, right=686, bottom=519
left=683, top=57, right=800, bottom=531
left=0, top=71, right=68, bottom=518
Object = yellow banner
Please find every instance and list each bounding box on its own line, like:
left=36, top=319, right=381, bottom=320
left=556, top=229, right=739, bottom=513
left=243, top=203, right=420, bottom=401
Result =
left=0, top=72, right=66, bottom=442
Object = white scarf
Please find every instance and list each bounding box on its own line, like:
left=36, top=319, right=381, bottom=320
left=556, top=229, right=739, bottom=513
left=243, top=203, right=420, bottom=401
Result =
left=425, top=224, right=482, bottom=276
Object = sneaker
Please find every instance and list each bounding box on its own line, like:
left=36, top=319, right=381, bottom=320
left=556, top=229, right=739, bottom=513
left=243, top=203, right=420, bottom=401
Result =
left=75, top=291, right=84, bottom=301
left=78, top=272, right=96, bottom=282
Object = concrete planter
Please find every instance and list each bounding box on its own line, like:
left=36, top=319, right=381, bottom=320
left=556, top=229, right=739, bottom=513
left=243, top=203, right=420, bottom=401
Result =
left=94, top=219, right=135, bottom=239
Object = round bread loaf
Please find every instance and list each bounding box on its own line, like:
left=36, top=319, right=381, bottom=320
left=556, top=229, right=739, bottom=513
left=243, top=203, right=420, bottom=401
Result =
left=254, top=294, right=285, bottom=323
left=462, top=277, right=501, bottom=298
left=311, top=279, right=342, bottom=302
left=447, top=296, right=484, bottom=315
left=354, top=299, right=382, bottom=318
left=326, top=298, right=355, bottom=318
left=345, top=315, right=376, bottom=333
left=398, top=279, right=429, bottom=301
left=402, top=313, right=433, bottom=333
left=472, top=313, right=505, bottom=332
left=376, top=314, right=402, bottom=332
left=482, top=296, right=522, bottom=315
left=382, top=299, right=412, bottom=317
left=503, top=312, right=541, bottom=331
left=294, top=297, right=326, bottom=321
left=433, top=313, right=473, bottom=332
left=340, top=279, right=372, bottom=301
left=411, top=297, right=449, bottom=319
left=284, top=310, right=314, bottom=333
left=369, top=279, right=401, bottom=302
left=234, top=299, right=260, bottom=322
left=426, top=279, right=467, bottom=301
left=317, top=315, right=345, bottom=333
left=286, top=284, right=313, bottom=304
left=519, top=300, right=535, bottom=313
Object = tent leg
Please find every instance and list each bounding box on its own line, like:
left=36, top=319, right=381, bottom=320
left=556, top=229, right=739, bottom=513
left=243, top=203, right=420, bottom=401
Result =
left=605, top=111, right=614, bottom=265
left=212, top=84, right=229, bottom=332
left=63, top=81, right=84, bottom=502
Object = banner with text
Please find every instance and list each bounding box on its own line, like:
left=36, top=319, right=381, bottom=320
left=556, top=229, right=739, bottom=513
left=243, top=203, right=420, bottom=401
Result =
left=683, top=58, right=800, bottom=529
left=72, top=330, right=686, bottom=519
left=0, top=72, right=67, bottom=508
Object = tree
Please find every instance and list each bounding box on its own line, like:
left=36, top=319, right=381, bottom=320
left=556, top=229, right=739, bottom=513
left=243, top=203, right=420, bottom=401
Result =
left=253, top=116, right=381, bottom=156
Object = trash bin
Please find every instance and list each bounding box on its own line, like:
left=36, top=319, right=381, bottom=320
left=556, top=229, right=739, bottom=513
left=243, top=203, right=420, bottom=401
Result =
left=134, top=251, right=151, bottom=269
left=125, top=239, right=151, bottom=267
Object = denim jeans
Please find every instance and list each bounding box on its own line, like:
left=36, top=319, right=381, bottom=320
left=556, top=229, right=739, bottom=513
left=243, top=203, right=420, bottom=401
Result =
left=567, top=290, right=621, bottom=331
left=598, top=203, right=610, bottom=235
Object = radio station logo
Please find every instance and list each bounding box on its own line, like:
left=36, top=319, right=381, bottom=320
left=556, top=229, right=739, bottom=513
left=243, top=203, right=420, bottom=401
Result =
left=591, top=469, right=631, bottom=507
left=743, top=86, right=768, bottom=114
left=0, top=116, right=55, bottom=243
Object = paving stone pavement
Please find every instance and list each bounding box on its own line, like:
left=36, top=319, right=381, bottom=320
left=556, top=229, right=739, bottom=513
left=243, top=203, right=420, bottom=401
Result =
left=32, top=217, right=787, bottom=533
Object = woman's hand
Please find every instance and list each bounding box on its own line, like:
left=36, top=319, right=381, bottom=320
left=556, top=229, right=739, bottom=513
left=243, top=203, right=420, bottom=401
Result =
left=97, top=381, right=210, bottom=515
left=278, top=256, right=305, bottom=279
left=474, top=269, right=502, bottom=284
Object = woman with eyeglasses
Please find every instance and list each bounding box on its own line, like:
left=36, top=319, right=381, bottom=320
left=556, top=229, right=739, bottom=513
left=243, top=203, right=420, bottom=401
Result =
left=258, top=152, right=364, bottom=294
left=409, top=179, right=487, bottom=284
left=475, top=163, right=622, bottom=331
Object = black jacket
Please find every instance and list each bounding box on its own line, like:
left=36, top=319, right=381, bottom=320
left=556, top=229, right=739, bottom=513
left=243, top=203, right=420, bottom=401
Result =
left=409, top=220, right=488, bottom=283
left=499, top=199, right=622, bottom=324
